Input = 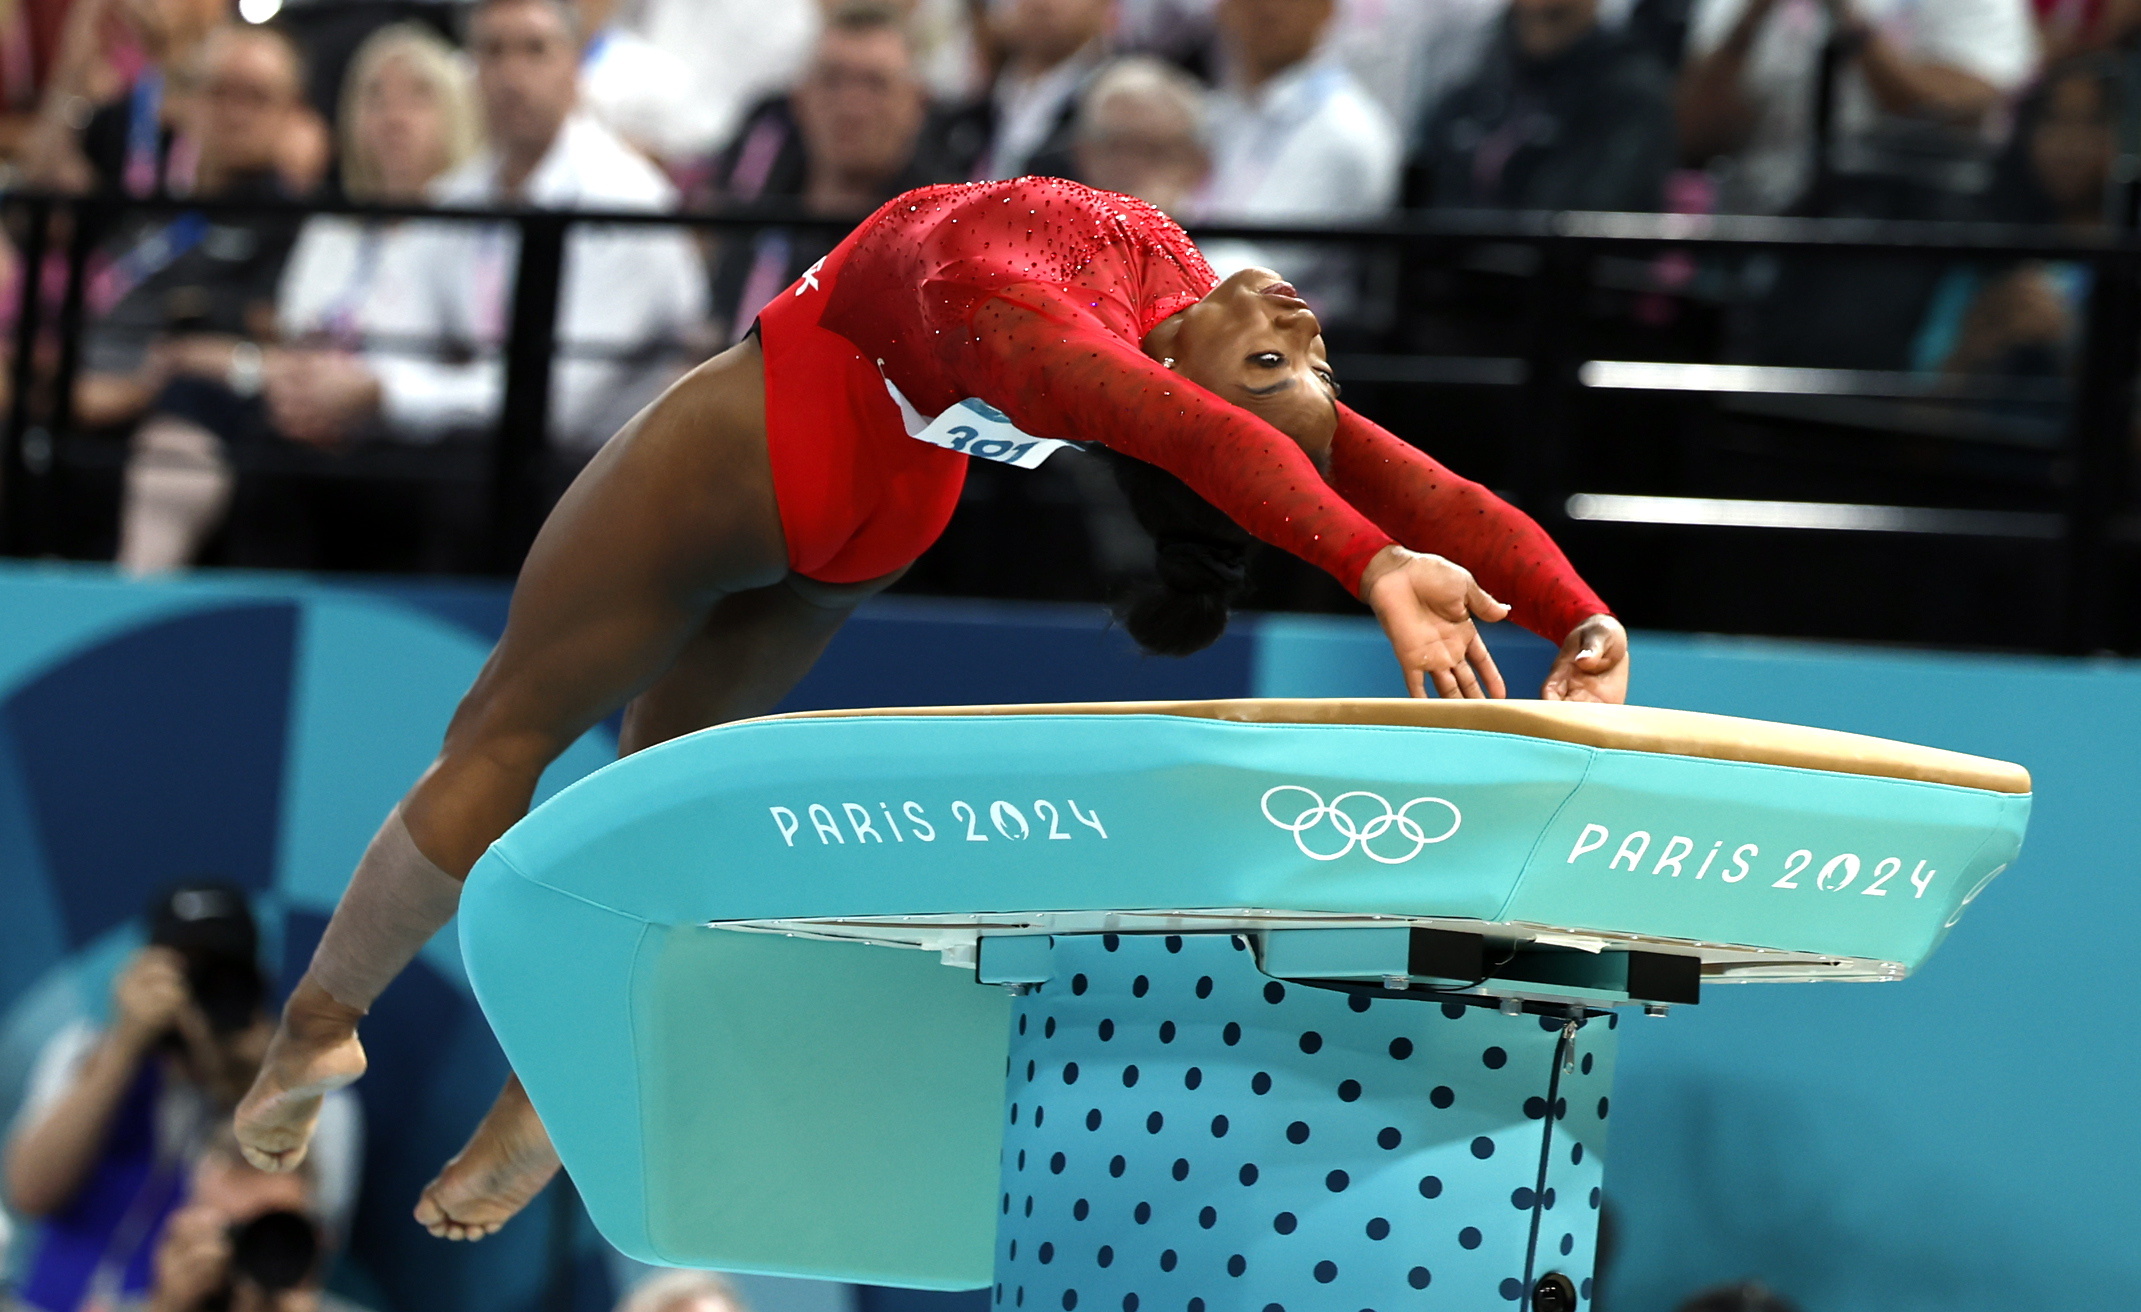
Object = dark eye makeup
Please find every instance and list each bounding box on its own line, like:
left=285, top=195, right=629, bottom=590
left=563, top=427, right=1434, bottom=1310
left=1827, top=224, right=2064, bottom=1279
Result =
left=1241, top=351, right=1343, bottom=400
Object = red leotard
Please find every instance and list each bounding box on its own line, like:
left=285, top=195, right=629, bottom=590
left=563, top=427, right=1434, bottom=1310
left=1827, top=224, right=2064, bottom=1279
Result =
left=755, top=178, right=1609, bottom=644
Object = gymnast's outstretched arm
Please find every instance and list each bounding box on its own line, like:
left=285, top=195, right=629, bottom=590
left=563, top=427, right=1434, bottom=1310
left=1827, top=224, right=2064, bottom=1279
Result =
left=1326, top=407, right=1630, bottom=703
left=232, top=340, right=876, bottom=1234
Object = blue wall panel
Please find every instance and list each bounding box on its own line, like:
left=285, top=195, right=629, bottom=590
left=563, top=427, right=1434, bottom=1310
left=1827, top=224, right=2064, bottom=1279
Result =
left=4, top=603, right=297, bottom=942
left=0, top=718, right=64, bottom=1008
left=773, top=597, right=1255, bottom=711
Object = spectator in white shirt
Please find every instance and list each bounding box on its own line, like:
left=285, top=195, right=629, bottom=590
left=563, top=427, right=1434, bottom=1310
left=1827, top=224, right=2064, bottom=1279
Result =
left=276, top=25, right=482, bottom=350
left=1678, top=0, right=2039, bottom=214
left=574, top=0, right=701, bottom=166
left=1201, top=0, right=1401, bottom=220
left=974, top=0, right=1117, bottom=180
left=266, top=0, right=707, bottom=458
left=1113, top=0, right=1487, bottom=144
left=606, top=0, right=820, bottom=167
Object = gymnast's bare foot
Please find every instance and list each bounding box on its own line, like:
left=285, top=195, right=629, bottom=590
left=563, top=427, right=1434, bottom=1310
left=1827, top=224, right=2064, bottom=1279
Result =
left=414, top=1075, right=561, bottom=1241
left=234, top=978, right=368, bottom=1172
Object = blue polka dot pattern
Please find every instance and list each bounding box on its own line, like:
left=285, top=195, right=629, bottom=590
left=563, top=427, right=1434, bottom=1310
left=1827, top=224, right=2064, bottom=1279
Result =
left=994, top=933, right=1616, bottom=1310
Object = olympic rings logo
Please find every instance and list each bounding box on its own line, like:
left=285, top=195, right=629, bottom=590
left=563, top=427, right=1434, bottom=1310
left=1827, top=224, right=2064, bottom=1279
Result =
left=1259, top=786, right=1462, bottom=864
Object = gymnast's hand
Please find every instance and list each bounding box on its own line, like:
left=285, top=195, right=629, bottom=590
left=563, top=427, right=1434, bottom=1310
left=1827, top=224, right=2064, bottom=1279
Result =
left=1359, top=546, right=1509, bottom=700
left=1543, top=615, right=1629, bottom=704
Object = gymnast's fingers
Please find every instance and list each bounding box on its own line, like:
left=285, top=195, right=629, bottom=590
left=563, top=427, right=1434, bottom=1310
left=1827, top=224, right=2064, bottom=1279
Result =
left=1469, top=631, right=1507, bottom=699
left=1467, top=580, right=1510, bottom=624
left=1430, top=665, right=1462, bottom=699
left=1452, top=658, right=1483, bottom=700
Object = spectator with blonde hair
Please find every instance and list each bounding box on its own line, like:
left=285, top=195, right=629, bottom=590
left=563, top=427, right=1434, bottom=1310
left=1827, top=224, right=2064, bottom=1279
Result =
left=328, top=23, right=481, bottom=203
left=115, top=21, right=483, bottom=573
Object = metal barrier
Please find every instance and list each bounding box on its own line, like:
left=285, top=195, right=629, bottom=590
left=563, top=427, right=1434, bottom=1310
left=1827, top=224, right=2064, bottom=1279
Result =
left=1, top=192, right=2134, bottom=652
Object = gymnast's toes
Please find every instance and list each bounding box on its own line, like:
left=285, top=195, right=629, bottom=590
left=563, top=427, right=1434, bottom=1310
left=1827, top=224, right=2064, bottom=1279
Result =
left=412, top=1119, right=562, bottom=1242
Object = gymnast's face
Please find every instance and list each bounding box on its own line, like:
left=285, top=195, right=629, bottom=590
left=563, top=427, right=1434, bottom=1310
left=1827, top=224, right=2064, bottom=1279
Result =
left=1146, top=267, right=1341, bottom=465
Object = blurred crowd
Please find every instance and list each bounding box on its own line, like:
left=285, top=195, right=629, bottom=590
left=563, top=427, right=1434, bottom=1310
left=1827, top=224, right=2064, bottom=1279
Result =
left=0, top=0, right=2119, bottom=573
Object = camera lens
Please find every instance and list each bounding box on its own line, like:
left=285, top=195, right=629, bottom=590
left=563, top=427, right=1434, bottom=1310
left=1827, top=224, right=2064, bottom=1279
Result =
left=229, top=1209, right=319, bottom=1292
left=185, top=954, right=266, bottom=1034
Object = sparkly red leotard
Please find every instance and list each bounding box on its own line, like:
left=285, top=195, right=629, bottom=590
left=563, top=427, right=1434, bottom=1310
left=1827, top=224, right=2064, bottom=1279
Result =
left=756, top=178, right=1609, bottom=643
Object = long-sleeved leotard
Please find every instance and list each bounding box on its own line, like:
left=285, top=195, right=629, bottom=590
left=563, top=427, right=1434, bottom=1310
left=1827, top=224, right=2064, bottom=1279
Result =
left=1325, top=410, right=1606, bottom=644
left=755, top=178, right=1608, bottom=644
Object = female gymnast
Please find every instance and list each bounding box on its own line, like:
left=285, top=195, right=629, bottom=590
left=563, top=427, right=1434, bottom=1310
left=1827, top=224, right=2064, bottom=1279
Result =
left=231, top=178, right=1630, bottom=1239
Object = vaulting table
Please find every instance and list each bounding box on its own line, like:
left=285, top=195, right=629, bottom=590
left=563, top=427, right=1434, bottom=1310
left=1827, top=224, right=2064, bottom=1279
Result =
left=458, top=699, right=2030, bottom=1312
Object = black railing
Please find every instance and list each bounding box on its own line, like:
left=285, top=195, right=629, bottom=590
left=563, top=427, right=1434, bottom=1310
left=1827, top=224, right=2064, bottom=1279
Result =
left=2, top=191, right=2135, bottom=652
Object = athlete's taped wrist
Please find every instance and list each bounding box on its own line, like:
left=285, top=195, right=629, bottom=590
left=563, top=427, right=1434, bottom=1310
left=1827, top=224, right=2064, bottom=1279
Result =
left=305, top=806, right=462, bottom=1013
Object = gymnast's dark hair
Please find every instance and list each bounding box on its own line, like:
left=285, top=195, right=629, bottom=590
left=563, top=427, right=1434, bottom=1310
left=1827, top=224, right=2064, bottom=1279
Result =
left=1104, top=451, right=1253, bottom=656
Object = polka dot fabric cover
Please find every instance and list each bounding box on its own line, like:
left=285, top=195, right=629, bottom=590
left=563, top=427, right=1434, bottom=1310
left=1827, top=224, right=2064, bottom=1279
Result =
left=814, top=179, right=1608, bottom=637
left=996, top=932, right=1616, bottom=1311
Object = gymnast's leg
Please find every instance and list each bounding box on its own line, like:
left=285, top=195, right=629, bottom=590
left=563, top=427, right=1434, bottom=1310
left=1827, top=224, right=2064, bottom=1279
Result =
left=410, top=578, right=884, bottom=1240
left=233, top=340, right=791, bottom=1173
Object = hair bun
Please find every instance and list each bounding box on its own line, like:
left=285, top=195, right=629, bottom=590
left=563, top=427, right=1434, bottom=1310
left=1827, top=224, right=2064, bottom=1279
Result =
left=1155, top=539, right=1247, bottom=595
left=1100, top=450, right=1255, bottom=657
left=1120, top=578, right=1230, bottom=656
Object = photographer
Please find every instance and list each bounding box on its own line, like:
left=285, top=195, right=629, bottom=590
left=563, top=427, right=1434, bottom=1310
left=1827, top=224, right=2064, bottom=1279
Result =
left=144, top=1133, right=356, bottom=1312
left=4, top=884, right=359, bottom=1312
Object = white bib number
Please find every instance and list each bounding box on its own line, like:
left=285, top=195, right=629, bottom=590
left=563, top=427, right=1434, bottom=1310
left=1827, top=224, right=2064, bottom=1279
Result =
left=884, top=380, right=1081, bottom=470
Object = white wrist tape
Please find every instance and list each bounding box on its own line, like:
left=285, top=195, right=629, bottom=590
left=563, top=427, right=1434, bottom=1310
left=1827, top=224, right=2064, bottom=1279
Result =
left=306, top=807, right=463, bottom=1012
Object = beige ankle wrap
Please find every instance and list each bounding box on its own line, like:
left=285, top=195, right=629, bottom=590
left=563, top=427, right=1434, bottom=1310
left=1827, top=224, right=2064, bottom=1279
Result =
left=307, top=806, right=464, bottom=1012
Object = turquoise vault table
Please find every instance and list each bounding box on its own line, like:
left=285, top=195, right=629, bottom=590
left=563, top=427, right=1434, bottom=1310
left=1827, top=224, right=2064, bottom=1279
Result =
left=457, top=699, right=2031, bottom=1311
